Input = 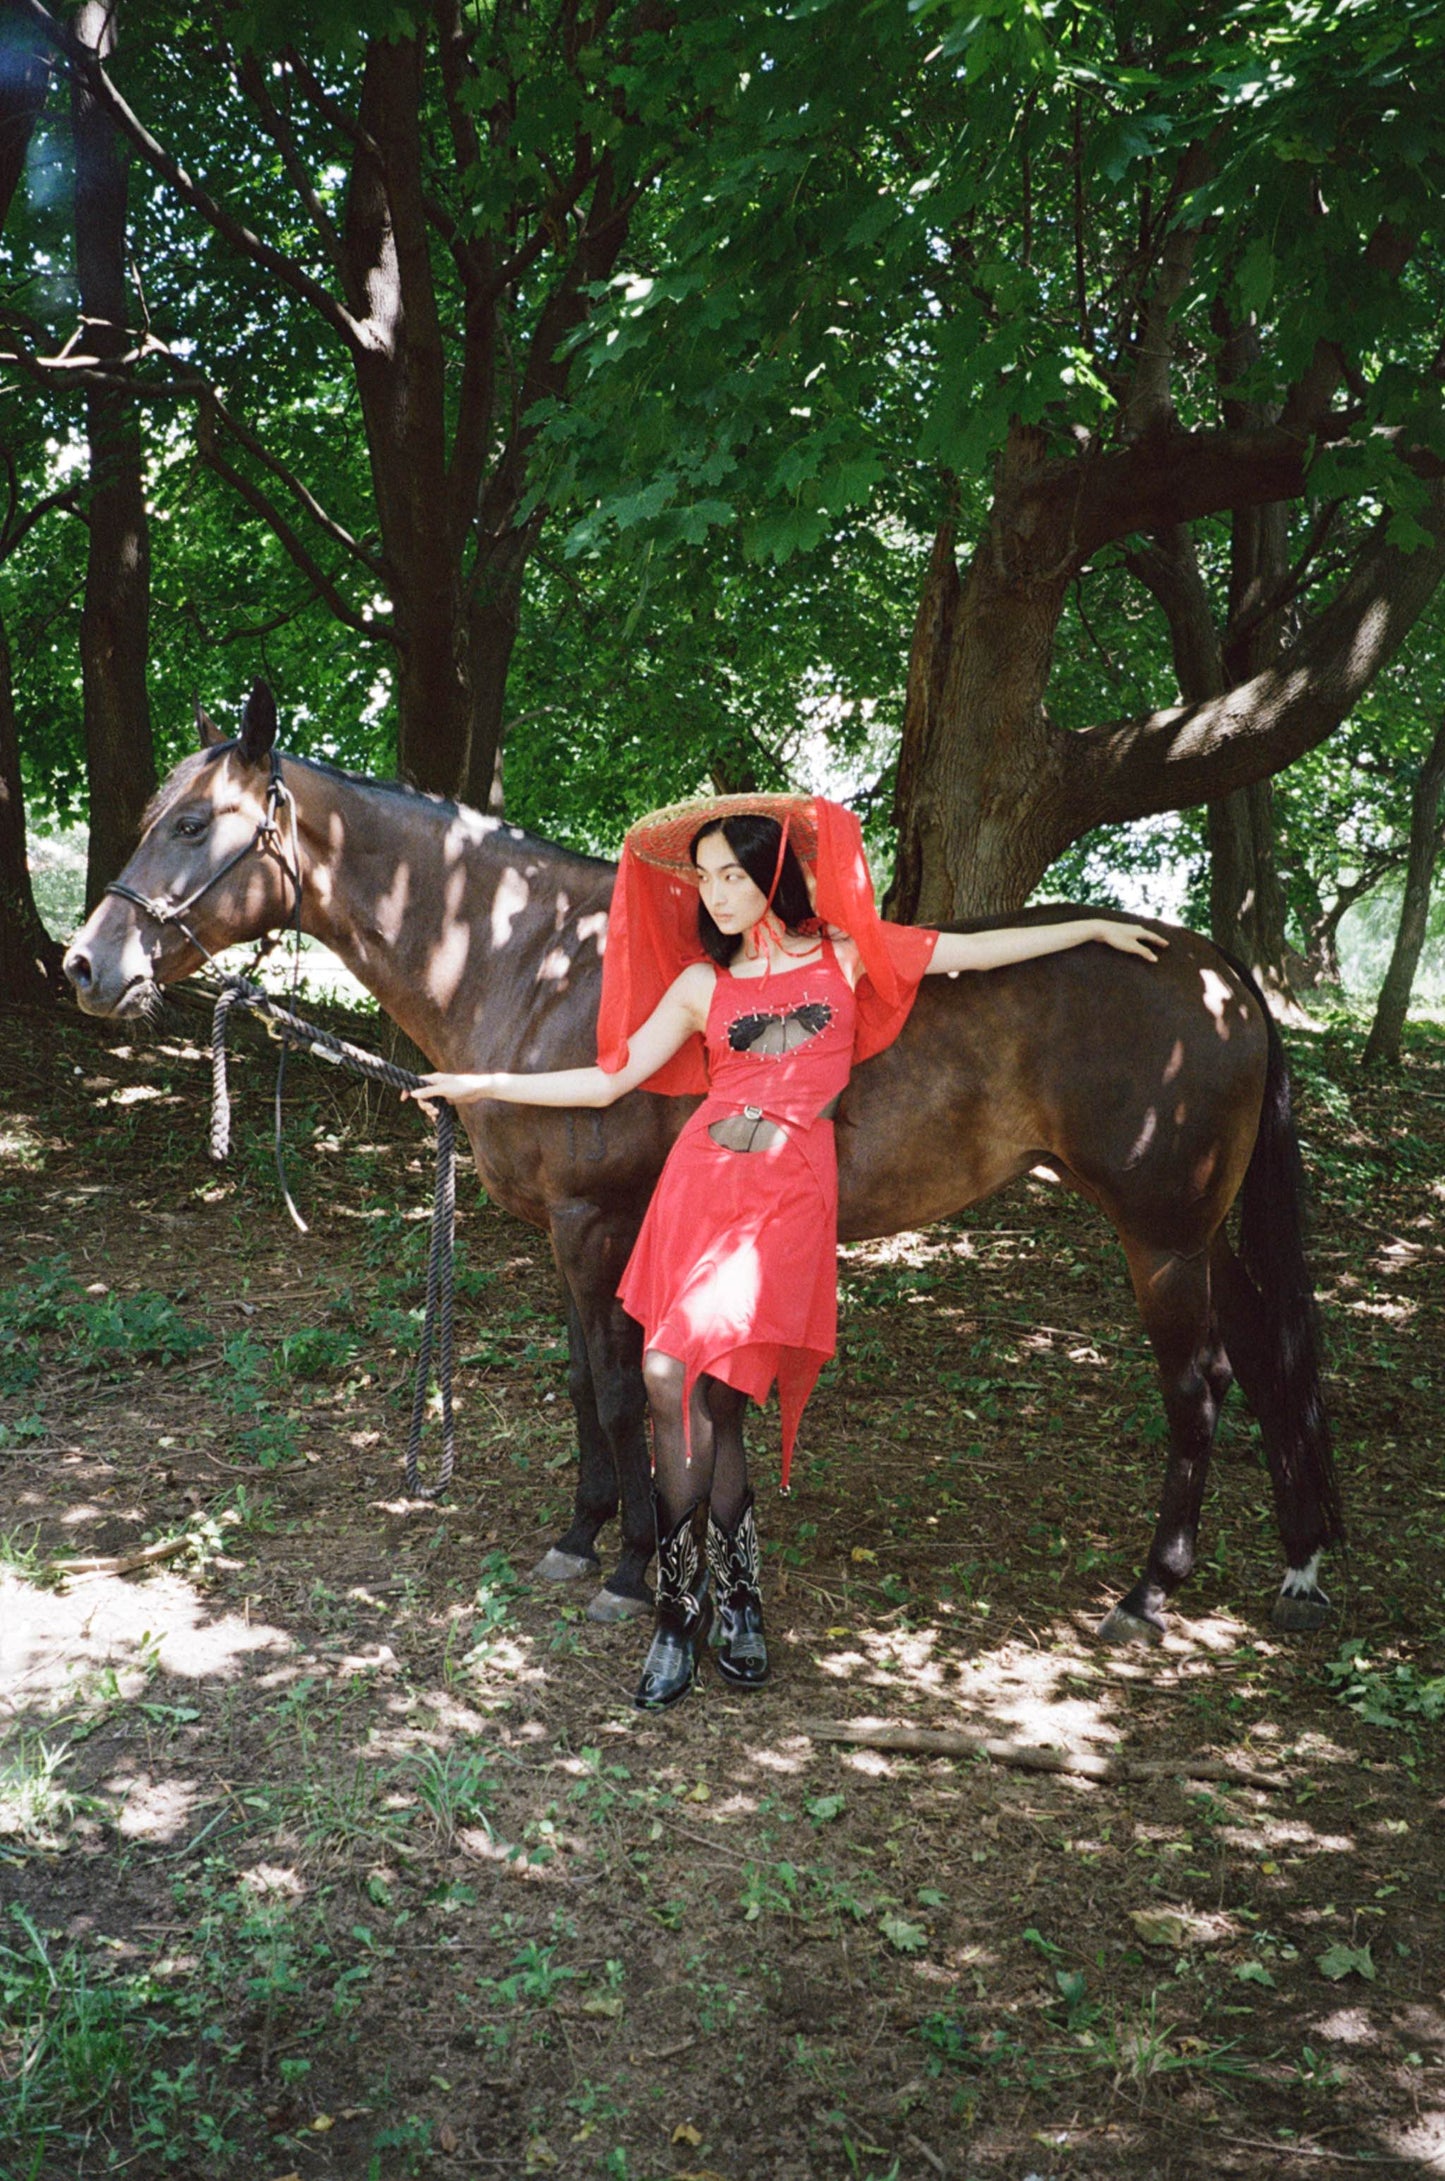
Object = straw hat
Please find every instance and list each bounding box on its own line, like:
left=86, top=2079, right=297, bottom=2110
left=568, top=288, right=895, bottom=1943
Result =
left=624, top=792, right=820, bottom=875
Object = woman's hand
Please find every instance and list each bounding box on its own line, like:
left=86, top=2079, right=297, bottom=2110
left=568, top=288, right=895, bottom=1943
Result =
left=404, top=1071, right=496, bottom=1118
left=1090, top=919, right=1168, bottom=962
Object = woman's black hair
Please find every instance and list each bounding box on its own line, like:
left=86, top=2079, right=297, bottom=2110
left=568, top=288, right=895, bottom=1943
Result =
left=691, top=814, right=815, bottom=966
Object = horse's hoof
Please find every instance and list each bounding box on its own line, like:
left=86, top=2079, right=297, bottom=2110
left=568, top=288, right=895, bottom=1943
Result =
left=587, top=1586, right=653, bottom=1625
left=1270, top=1588, right=1331, bottom=1633
left=531, top=1547, right=601, bottom=1585
left=1097, top=1604, right=1165, bottom=1647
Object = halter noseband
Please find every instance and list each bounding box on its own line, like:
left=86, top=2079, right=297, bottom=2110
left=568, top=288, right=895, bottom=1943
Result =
left=105, top=750, right=301, bottom=963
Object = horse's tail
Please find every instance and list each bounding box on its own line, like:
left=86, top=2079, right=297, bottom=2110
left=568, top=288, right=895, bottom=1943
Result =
left=1223, top=950, right=1346, bottom=1550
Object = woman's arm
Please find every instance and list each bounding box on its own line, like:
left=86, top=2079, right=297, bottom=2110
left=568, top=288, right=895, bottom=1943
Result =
left=408, top=963, right=714, bottom=1112
left=926, top=917, right=1166, bottom=975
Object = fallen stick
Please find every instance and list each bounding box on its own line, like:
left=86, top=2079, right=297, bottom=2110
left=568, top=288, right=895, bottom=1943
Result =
left=802, top=1719, right=1287, bottom=1792
left=54, top=1533, right=195, bottom=1580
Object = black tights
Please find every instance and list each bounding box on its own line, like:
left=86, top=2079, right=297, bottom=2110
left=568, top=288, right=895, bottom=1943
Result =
left=642, top=1350, right=749, bottom=1535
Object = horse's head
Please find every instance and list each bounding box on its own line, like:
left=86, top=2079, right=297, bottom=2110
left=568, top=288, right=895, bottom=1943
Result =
left=64, top=682, right=298, bottom=1017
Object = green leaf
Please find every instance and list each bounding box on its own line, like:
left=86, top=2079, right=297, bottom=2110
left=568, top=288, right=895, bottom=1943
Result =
left=1233, top=1960, right=1276, bottom=1987
left=1386, top=509, right=1436, bottom=554
left=804, top=1793, right=846, bottom=1826
left=1235, top=237, right=1277, bottom=314
left=1316, top=1943, right=1375, bottom=1983
left=879, top=1912, right=929, bottom=1954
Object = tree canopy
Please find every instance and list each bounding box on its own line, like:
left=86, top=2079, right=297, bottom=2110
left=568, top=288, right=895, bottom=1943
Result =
left=2, top=0, right=1445, bottom=1015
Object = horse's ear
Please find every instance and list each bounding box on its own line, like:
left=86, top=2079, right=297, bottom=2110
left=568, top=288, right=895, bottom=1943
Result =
left=195, top=698, right=225, bottom=750
left=238, top=679, right=278, bottom=767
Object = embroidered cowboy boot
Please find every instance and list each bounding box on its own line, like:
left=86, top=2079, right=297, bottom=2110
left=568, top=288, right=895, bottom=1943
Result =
left=633, top=1503, right=712, bottom=1711
left=706, top=1492, right=769, bottom=1687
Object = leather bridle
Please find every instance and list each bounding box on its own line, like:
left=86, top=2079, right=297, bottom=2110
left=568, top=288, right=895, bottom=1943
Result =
left=104, top=749, right=303, bottom=965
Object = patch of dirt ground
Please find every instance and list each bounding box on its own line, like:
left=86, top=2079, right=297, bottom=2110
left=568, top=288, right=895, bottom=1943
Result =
left=2, top=995, right=1443, bottom=2181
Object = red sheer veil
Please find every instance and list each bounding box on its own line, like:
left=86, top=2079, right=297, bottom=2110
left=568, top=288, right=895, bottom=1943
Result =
left=596, top=793, right=937, bottom=1095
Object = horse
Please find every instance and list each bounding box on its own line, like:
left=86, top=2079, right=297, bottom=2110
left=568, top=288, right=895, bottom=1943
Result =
left=63, top=684, right=1343, bottom=1642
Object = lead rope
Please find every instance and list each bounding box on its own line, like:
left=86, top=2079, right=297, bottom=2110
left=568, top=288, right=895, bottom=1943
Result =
left=207, top=971, right=457, bottom=1500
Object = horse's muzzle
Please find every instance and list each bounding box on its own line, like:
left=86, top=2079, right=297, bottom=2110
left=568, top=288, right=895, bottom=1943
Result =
left=63, top=948, right=156, bottom=1018
left=63, top=913, right=159, bottom=1017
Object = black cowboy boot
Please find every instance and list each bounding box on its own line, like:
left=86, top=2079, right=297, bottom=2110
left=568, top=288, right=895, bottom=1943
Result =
left=706, top=1493, right=769, bottom=1687
left=633, top=1504, right=712, bottom=1711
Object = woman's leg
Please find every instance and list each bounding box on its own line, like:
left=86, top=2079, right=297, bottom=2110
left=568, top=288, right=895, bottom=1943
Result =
left=702, top=1378, right=768, bottom=1687
left=634, top=1350, right=714, bottom=1710
left=643, top=1351, right=716, bottom=1530
left=704, top=1377, right=750, bottom=1529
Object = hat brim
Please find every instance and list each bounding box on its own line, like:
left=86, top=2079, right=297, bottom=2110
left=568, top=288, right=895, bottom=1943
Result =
left=625, top=793, right=819, bottom=876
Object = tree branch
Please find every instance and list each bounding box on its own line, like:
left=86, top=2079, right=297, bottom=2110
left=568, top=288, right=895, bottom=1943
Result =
left=1118, top=141, right=1210, bottom=439
left=0, top=481, right=80, bottom=563
left=12, top=0, right=363, bottom=348
left=1071, top=481, right=1445, bottom=822
left=1223, top=497, right=1344, bottom=652
left=1005, top=417, right=1442, bottom=586
left=204, top=391, right=385, bottom=577
left=233, top=50, right=360, bottom=312
left=196, top=405, right=395, bottom=645
left=432, top=0, right=484, bottom=180
left=278, top=46, right=380, bottom=162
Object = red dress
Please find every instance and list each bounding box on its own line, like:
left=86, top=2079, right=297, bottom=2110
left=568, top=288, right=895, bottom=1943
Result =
left=618, top=939, right=859, bottom=1488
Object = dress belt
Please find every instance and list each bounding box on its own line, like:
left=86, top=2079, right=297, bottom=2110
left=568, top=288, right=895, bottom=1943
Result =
left=705, top=1097, right=838, bottom=1131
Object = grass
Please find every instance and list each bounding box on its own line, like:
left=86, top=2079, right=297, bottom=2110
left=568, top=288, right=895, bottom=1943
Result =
left=0, top=1739, right=81, bottom=1851
left=2, top=995, right=1442, bottom=2180
left=0, top=1908, right=149, bottom=2164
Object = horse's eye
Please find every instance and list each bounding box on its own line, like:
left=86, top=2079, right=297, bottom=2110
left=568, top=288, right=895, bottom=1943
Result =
left=174, top=812, right=210, bottom=840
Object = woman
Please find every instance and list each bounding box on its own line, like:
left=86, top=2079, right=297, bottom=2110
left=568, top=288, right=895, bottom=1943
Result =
left=413, top=794, right=1164, bottom=1710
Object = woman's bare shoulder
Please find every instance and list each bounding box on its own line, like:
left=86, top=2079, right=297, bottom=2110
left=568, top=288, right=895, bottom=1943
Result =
left=671, top=959, right=718, bottom=1008
left=829, top=929, right=863, bottom=988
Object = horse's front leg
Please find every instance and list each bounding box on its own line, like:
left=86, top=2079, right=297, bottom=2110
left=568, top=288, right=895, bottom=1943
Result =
left=531, top=1283, right=613, bottom=1584
left=1099, top=1242, right=1232, bottom=1645
left=545, top=1198, right=653, bottom=1624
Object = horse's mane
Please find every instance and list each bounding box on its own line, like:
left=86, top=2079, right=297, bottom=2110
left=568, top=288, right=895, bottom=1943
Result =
left=142, top=742, right=615, bottom=873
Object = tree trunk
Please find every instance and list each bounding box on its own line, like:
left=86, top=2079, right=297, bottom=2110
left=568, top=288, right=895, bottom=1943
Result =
left=344, top=35, right=471, bottom=798
left=889, top=434, right=1076, bottom=920
left=463, top=551, right=529, bottom=813
left=1206, top=778, right=1295, bottom=991
left=1209, top=495, right=1298, bottom=1004
left=1361, top=713, right=1445, bottom=1067
left=1301, top=858, right=1403, bottom=987
left=0, top=11, right=64, bottom=1003
left=889, top=403, right=1445, bottom=921
left=0, top=612, right=65, bottom=1003
left=1121, top=525, right=1299, bottom=1002
left=73, top=0, right=154, bottom=910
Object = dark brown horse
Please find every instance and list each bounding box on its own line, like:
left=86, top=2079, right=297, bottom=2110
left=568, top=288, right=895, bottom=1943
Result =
left=64, top=687, right=1343, bottom=1640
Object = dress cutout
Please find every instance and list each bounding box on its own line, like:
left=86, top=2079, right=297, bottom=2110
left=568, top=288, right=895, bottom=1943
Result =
left=617, top=940, right=857, bottom=1489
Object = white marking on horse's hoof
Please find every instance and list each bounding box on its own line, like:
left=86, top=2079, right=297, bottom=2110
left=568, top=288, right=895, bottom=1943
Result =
left=587, top=1586, right=653, bottom=1625
left=1097, top=1604, right=1164, bottom=1647
left=531, top=1548, right=600, bottom=1585
left=1272, top=1555, right=1330, bottom=1632
left=1271, top=1589, right=1331, bottom=1633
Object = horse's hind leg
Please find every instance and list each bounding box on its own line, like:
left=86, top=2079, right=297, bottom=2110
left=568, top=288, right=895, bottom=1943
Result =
left=1099, top=1240, right=1232, bottom=1645
left=1210, top=1233, right=1333, bottom=1632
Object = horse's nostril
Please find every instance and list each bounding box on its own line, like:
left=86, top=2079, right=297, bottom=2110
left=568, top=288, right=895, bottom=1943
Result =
left=64, top=946, right=92, bottom=990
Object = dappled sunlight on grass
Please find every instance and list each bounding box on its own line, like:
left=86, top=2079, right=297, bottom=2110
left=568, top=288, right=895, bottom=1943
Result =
left=103, top=1769, right=204, bottom=1844
left=3, top=1000, right=1441, bottom=2180
left=0, top=1566, right=292, bottom=1726
left=0, top=1115, right=49, bottom=1169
